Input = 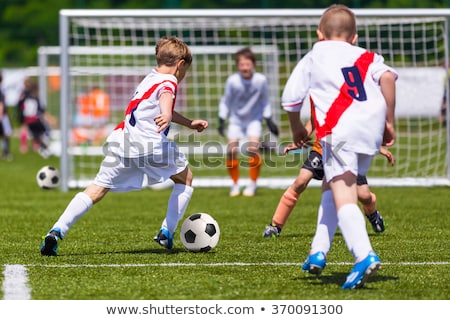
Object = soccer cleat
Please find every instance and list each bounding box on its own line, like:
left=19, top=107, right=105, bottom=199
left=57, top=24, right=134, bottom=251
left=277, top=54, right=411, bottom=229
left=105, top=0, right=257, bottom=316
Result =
left=229, top=184, right=241, bottom=197
left=366, top=210, right=385, bottom=233
left=242, top=182, right=256, bottom=197
left=342, top=252, right=381, bottom=289
left=301, top=251, right=326, bottom=275
left=40, top=228, right=62, bottom=256
left=262, top=224, right=281, bottom=238
left=154, top=228, right=174, bottom=249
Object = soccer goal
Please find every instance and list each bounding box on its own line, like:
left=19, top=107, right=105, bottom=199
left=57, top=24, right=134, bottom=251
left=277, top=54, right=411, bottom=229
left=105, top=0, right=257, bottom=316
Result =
left=55, top=8, right=450, bottom=191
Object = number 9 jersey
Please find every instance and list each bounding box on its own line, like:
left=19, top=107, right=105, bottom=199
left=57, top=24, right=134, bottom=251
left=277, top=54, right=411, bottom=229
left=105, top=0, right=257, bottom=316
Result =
left=282, top=40, right=398, bottom=156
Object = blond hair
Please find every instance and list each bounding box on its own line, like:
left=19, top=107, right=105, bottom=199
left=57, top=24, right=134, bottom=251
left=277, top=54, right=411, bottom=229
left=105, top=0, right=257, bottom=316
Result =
left=319, top=4, right=356, bottom=41
left=155, top=36, right=192, bottom=67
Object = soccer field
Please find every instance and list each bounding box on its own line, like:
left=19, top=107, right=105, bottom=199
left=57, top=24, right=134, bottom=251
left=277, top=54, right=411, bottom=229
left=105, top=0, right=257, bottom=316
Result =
left=0, top=149, right=449, bottom=303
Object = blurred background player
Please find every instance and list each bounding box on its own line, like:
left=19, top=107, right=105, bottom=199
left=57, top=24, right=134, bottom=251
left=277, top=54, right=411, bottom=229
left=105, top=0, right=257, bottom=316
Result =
left=16, top=78, right=56, bottom=158
left=218, top=47, right=279, bottom=197
left=262, top=118, right=394, bottom=238
left=73, top=86, right=111, bottom=145
left=0, top=71, right=13, bottom=160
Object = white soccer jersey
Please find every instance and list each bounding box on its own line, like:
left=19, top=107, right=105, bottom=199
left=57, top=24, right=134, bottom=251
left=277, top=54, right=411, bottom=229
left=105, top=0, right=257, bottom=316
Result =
left=106, top=69, right=178, bottom=158
left=219, top=72, right=272, bottom=125
left=282, top=40, right=398, bottom=155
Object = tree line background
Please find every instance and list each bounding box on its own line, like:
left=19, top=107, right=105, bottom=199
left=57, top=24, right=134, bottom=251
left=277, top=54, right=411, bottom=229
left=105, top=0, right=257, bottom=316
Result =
left=0, top=0, right=448, bottom=67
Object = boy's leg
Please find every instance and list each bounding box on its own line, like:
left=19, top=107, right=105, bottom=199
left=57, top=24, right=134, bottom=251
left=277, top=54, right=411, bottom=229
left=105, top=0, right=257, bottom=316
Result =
left=155, top=167, right=193, bottom=249
left=357, top=179, right=385, bottom=233
left=244, top=148, right=261, bottom=197
left=264, top=169, right=314, bottom=238
left=40, top=187, right=101, bottom=256
left=264, top=151, right=322, bottom=237
left=301, top=188, right=338, bottom=274
left=331, top=173, right=374, bottom=260
left=331, top=173, right=381, bottom=289
left=322, top=145, right=380, bottom=288
left=40, top=179, right=109, bottom=256
left=226, top=140, right=240, bottom=196
left=243, top=129, right=262, bottom=197
left=20, top=125, right=28, bottom=153
left=51, top=192, right=94, bottom=237
left=161, top=183, right=194, bottom=235
left=1, top=116, right=12, bottom=159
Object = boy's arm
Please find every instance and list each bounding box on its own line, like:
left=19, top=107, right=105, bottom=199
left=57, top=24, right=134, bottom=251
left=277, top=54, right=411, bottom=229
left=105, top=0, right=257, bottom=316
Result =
left=154, top=92, right=174, bottom=133
left=380, top=71, right=396, bottom=146
left=172, top=111, right=208, bottom=132
left=288, top=111, right=308, bottom=148
left=304, top=119, right=313, bottom=137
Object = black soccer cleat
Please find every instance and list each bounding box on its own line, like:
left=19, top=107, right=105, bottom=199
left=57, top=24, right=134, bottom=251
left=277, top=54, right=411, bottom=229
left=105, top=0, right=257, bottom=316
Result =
left=367, top=210, right=385, bottom=233
left=40, top=228, right=62, bottom=256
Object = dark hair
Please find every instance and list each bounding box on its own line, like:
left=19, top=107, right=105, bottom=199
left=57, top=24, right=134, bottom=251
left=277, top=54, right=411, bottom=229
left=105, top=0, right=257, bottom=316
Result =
left=235, top=47, right=256, bottom=65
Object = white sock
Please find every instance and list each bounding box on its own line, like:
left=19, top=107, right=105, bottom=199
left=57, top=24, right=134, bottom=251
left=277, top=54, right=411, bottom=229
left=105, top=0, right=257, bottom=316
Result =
left=53, top=192, right=93, bottom=238
left=162, top=184, right=194, bottom=236
left=310, top=190, right=338, bottom=255
left=337, top=203, right=373, bottom=261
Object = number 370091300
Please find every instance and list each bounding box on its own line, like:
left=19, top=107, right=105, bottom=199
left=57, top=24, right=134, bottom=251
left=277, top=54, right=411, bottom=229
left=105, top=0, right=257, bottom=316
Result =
left=270, top=304, right=343, bottom=315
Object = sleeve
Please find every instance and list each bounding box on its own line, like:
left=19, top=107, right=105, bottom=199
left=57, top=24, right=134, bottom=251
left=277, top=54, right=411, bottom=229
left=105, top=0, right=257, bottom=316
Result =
left=157, top=81, right=176, bottom=100
left=281, top=54, right=312, bottom=113
left=218, top=77, right=232, bottom=120
left=261, top=77, right=272, bottom=119
left=371, top=53, right=399, bottom=84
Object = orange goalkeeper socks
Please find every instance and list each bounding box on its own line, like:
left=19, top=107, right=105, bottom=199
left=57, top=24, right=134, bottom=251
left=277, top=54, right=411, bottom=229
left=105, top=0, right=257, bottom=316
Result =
left=226, top=158, right=239, bottom=184
left=248, top=154, right=262, bottom=182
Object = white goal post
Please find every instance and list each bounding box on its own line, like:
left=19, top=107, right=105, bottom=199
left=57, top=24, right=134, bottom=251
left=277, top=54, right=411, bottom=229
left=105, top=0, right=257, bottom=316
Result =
left=56, top=9, right=450, bottom=191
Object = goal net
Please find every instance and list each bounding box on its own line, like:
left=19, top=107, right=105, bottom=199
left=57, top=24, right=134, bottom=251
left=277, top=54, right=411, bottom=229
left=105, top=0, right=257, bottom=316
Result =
left=54, top=9, right=449, bottom=190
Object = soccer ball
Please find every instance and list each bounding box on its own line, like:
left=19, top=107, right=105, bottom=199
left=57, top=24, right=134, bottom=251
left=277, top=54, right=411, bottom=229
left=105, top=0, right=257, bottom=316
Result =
left=180, top=213, right=220, bottom=252
left=36, top=166, right=60, bottom=189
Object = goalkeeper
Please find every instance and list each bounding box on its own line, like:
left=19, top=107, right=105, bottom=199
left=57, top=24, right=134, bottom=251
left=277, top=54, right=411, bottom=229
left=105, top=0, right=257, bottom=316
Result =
left=218, top=47, right=279, bottom=197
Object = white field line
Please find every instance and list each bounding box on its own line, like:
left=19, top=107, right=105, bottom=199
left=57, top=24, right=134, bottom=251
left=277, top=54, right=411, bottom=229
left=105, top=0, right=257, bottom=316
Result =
left=2, top=261, right=448, bottom=300
left=2, top=265, right=31, bottom=300
left=20, top=261, right=450, bottom=268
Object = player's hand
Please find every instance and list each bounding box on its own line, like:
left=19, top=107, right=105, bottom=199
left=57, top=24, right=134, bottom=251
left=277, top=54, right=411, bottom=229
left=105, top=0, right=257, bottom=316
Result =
left=218, top=118, right=225, bottom=136
left=292, top=125, right=309, bottom=148
left=379, top=146, right=395, bottom=166
left=265, top=117, right=279, bottom=136
left=154, top=113, right=172, bottom=133
left=382, top=122, right=395, bottom=146
left=191, top=119, right=208, bottom=132
left=283, top=143, right=300, bottom=155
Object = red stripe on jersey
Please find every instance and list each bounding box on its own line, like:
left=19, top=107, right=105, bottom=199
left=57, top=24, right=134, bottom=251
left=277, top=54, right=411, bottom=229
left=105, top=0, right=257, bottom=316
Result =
left=315, top=51, right=375, bottom=140
left=113, top=80, right=177, bottom=131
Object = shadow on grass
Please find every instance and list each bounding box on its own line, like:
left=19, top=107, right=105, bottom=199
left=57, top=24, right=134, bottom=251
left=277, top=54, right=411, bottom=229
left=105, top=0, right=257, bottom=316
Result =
left=296, top=272, right=399, bottom=288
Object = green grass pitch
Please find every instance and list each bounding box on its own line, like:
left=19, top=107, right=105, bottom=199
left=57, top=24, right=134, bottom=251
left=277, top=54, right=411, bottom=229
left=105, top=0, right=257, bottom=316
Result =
left=0, top=148, right=449, bottom=300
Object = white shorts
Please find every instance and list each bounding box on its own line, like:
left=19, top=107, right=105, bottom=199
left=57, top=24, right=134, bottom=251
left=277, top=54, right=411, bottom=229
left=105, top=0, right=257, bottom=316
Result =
left=93, top=142, right=188, bottom=192
left=227, top=120, right=262, bottom=140
left=322, top=142, right=373, bottom=182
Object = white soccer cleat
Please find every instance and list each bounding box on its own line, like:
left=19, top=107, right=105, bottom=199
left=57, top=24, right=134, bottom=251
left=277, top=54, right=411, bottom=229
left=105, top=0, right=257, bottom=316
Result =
left=229, top=184, right=241, bottom=197
left=243, top=182, right=256, bottom=197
